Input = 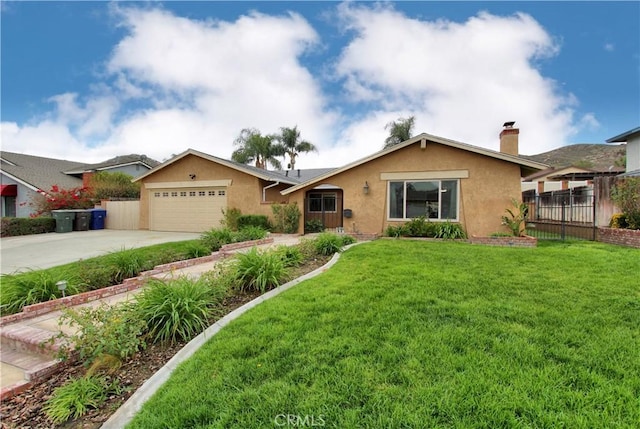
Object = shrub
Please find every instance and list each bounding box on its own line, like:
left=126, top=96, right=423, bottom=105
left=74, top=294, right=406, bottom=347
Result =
left=237, top=214, right=271, bottom=230
left=611, top=177, right=640, bottom=229
left=385, top=224, right=407, bottom=238
left=55, top=303, right=146, bottom=366
left=340, top=234, right=357, bottom=246
left=29, top=185, right=94, bottom=217
left=609, top=213, right=628, bottom=229
left=135, top=276, right=226, bottom=344
left=501, top=199, right=528, bottom=236
left=0, top=216, right=56, bottom=237
left=43, top=376, right=122, bottom=424
left=0, top=270, right=80, bottom=315
left=304, top=219, right=325, bottom=233
left=89, top=171, right=140, bottom=200
left=434, top=222, right=467, bottom=239
left=221, top=207, right=242, bottom=230
left=75, top=261, right=118, bottom=292
left=314, top=232, right=344, bottom=256
left=232, top=247, right=287, bottom=293
left=273, top=245, right=304, bottom=267
left=184, top=243, right=211, bottom=259
left=404, top=216, right=437, bottom=237
left=106, top=248, right=146, bottom=283
left=200, top=227, right=235, bottom=252
left=271, top=202, right=301, bottom=233
left=236, top=225, right=268, bottom=242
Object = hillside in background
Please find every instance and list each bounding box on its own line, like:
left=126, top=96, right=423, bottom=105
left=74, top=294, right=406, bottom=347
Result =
left=523, top=144, right=626, bottom=170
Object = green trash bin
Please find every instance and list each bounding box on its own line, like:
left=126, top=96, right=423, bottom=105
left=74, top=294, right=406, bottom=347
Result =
left=72, top=210, right=91, bottom=231
left=52, top=210, right=76, bottom=233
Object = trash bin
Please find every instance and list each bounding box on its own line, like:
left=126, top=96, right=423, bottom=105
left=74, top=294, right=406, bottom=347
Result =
left=72, top=210, right=91, bottom=231
left=52, top=210, right=76, bottom=233
left=89, top=208, right=107, bottom=230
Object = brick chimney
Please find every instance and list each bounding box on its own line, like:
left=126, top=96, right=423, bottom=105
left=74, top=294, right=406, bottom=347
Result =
left=82, top=171, right=95, bottom=188
left=500, top=121, right=519, bottom=156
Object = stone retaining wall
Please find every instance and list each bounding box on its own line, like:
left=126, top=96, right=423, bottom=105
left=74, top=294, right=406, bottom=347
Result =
left=597, top=227, right=640, bottom=249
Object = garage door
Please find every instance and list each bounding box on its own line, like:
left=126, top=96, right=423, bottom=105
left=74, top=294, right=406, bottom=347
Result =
left=149, top=187, right=227, bottom=232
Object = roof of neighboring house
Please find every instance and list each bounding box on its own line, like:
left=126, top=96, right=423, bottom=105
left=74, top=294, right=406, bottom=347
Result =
left=549, top=169, right=625, bottom=181
left=523, top=165, right=625, bottom=182
left=0, top=151, right=85, bottom=192
left=606, top=126, right=640, bottom=143
left=282, top=132, right=549, bottom=195
left=64, top=154, right=160, bottom=174
left=133, top=148, right=332, bottom=185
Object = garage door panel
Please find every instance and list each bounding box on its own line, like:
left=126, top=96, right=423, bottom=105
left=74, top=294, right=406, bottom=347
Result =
left=150, top=188, right=227, bottom=232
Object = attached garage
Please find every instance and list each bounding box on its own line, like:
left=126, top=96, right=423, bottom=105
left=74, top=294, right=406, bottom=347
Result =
left=149, top=186, right=227, bottom=233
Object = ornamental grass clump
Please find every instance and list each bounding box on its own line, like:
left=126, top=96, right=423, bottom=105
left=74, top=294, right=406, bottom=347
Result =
left=43, top=375, right=122, bottom=424
left=0, top=269, right=80, bottom=315
left=232, top=247, right=287, bottom=293
left=106, top=248, right=147, bottom=283
left=135, top=276, right=227, bottom=344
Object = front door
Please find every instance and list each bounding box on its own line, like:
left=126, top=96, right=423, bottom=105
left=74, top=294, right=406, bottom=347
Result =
left=305, top=191, right=343, bottom=230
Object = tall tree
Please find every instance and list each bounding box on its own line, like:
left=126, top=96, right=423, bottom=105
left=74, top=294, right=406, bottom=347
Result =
left=383, top=116, right=416, bottom=149
left=274, top=126, right=317, bottom=170
left=231, top=128, right=282, bottom=170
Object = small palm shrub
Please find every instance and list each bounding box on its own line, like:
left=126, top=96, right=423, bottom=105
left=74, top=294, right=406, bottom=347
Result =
left=55, top=303, right=146, bottom=366
left=501, top=199, right=528, bottom=237
left=135, top=276, right=226, bottom=344
left=232, top=248, right=287, bottom=293
left=43, top=375, right=122, bottom=424
left=0, top=270, right=80, bottom=315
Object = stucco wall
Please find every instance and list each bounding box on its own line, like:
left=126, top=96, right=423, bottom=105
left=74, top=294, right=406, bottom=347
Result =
left=137, top=155, right=284, bottom=230
left=288, top=143, right=523, bottom=237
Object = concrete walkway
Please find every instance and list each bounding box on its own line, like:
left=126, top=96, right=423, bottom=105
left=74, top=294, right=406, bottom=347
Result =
left=0, top=234, right=304, bottom=399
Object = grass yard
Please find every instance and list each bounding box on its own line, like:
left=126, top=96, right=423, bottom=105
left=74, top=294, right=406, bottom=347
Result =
left=129, top=240, right=640, bottom=428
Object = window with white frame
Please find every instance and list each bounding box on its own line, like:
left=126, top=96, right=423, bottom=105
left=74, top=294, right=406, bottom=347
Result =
left=308, top=192, right=337, bottom=213
left=388, top=180, right=458, bottom=220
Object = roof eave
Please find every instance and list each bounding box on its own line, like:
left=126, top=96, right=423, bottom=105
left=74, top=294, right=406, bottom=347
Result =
left=606, top=126, right=640, bottom=143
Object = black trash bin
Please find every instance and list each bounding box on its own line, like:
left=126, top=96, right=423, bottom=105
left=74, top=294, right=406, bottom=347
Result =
left=72, top=210, right=91, bottom=231
left=89, top=208, right=107, bottom=230
left=52, top=210, right=76, bottom=233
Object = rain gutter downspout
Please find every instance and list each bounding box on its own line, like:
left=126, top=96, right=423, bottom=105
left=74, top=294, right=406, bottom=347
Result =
left=262, top=181, right=280, bottom=202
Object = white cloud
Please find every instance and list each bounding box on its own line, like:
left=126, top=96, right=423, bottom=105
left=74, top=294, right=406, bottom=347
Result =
left=1, top=3, right=597, bottom=169
left=333, top=3, right=581, bottom=155
left=604, top=43, right=615, bottom=52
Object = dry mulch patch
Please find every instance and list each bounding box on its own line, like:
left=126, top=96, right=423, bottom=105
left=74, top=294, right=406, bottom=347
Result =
left=0, top=256, right=331, bottom=428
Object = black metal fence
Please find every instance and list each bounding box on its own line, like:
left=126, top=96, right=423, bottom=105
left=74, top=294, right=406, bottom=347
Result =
left=523, top=187, right=596, bottom=240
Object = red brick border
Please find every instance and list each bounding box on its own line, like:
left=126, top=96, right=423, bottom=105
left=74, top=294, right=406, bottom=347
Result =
left=470, top=236, right=538, bottom=247
left=597, top=227, right=640, bottom=248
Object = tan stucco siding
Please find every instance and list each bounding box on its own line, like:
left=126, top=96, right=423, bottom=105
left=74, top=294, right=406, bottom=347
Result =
left=288, top=143, right=523, bottom=237
left=139, top=155, right=276, bottom=230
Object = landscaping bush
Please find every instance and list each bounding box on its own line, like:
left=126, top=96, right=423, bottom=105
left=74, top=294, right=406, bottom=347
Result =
left=55, top=303, right=146, bottom=366
left=106, top=248, right=147, bottom=283
left=221, top=207, right=242, bottom=230
left=232, top=247, right=287, bottom=293
left=236, top=225, right=268, bottom=242
left=135, top=276, right=226, bottom=344
left=0, top=270, right=80, bottom=315
left=611, top=177, right=640, bottom=229
left=43, top=376, right=122, bottom=424
left=237, top=214, right=271, bottom=231
left=313, top=232, right=349, bottom=256
left=404, top=216, right=437, bottom=237
left=200, top=227, right=235, bottom=252
left=1, top=216, right=56, bottom=237
left=304, top=219, right=325, bottom=233
left=273, top=245, right=304, bottom=267
left=184, top=242, right=211, bottom=259
left=609, top=213, right=628, bottom=229
left=384, top=224, right=407, bottom=238
left=434, top=221, right=467, bottom=239
left=271, top=202, right=301, bottom=233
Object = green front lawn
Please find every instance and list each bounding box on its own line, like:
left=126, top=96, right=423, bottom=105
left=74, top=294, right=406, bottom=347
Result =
left=129, top=240, right=640, bottom=428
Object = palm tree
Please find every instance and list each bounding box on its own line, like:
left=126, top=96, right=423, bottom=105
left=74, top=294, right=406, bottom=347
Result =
left=231, top=128, right=282, bottom=170
left=383, top=116, right=416, bottom=149
left=274, top=126, right=317, bottom=170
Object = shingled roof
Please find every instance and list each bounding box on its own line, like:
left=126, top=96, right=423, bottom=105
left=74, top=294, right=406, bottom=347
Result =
left=0, top=151, right=85, bottom=192
left=64, top=154, right=160, bottom=174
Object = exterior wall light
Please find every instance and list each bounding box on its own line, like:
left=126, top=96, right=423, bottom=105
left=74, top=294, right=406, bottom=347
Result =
left=363, top=181, right=370, bottom=195
left=56, top=280, right=68, bottom=297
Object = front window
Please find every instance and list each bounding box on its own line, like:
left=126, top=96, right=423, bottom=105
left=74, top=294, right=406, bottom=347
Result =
left=388, top=180, right=458, bottom=220
left=308, top=192, right=337, bottom=213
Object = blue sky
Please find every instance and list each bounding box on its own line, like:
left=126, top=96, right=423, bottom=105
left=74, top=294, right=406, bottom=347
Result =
left=1, top=1, right=639, bottom=168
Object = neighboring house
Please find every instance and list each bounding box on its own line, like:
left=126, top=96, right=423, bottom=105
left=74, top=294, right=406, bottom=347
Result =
left=135, top=123, right=548, bottom=237
left=0, top=152, right=158, bottom=218
left=606, top=126, right=640, bottom=177
left=521, top=165, right=623, bottom=193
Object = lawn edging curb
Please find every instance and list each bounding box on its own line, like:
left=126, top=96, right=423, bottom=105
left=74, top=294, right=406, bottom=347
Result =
left=101, top=242, right=363, bottom=428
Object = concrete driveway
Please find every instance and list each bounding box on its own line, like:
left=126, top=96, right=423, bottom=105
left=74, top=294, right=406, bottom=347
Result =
left=0, top=230, right=201, bottom=275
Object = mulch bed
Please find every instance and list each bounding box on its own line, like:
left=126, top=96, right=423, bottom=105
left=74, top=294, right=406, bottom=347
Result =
left=0, top=256, right=331, bottom=428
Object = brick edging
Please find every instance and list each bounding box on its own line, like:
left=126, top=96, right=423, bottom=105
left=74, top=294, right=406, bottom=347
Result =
left=596, top=227, right=640, bottom=249
left=0, top=238, right=274, bottom=327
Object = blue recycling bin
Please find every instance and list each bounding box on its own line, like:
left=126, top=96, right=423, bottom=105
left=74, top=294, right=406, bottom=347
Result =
left=89, top=208, right=107, bottom=230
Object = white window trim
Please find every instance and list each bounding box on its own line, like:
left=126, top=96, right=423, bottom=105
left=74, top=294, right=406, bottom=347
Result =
left=380, top=170, right=468, bottom=181
left=387, top=179, right=460, bottom=222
